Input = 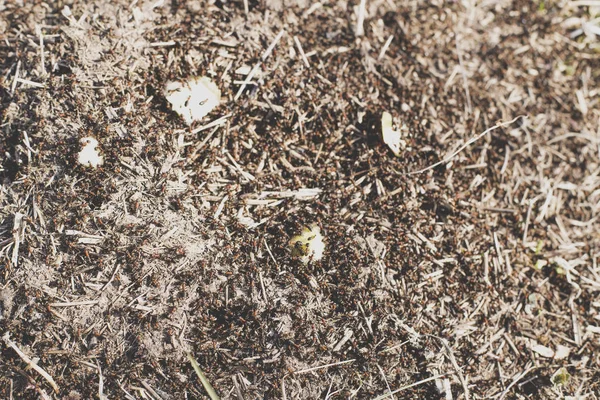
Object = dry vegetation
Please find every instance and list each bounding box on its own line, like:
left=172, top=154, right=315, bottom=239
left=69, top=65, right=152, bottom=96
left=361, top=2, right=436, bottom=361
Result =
left=0, top=0, right=599, bottom=399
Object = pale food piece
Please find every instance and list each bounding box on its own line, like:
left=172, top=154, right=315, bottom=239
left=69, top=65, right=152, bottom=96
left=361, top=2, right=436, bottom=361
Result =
left=78, top=137, right=104, bottom=168
left=381, top=111, right=406, bottom=157
left=289, top=225, right=325, bottom=263
left=164, top=77, right=220, bottom=125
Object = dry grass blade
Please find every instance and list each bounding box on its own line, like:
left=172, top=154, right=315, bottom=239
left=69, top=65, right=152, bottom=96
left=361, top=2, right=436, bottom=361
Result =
left=187, top=353, right=220, bottom=400
left=405, top=115, right=525, bottom=175
left=234, top=29, right=285, bottom=101
left=10, top=212, right=25, bottom=267
left=496, top=366, right=538, bottom=400
left=293, top=359, right=356, bottom=374
left=3, top=333, right=59, bottom=393
left=372, top=373, right=450, bottom=400
left=423, top=334, right=469, bottom=400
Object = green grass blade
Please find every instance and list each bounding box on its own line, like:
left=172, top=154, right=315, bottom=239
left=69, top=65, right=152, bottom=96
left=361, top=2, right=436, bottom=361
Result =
left=186, top=353, right=220, bottom=400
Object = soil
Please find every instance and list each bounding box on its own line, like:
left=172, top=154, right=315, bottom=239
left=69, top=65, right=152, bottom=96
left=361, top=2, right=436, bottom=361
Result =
left=0, top=0, right=599, bottom=399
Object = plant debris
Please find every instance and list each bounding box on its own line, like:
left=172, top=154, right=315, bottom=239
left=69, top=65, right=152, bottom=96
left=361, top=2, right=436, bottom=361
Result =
left=551, top=367, right=571, bottom=387
left=0, top=0, right=599, bottom=399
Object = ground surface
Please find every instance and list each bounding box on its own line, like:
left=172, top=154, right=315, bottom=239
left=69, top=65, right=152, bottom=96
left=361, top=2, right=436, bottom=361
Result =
left=0, top=0, right=599, bottom=399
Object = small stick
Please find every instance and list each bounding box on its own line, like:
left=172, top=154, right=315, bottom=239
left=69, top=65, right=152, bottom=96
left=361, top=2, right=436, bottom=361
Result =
left=147, top=41, right=176, bottom=47
left=16, top=78, right=45, bottom=88
left=483, top=251, right=491, bottom=286
left=37, top=25, right=45, bottom=76
left=356, top=0, right=367, bottom=37
left=234, top=29, right=285, bottom=101
left=423, top=334, right=470, bottom=400
left=293, top=36, right=310, bottom=68
left=3, top=333, right=59, bottom=393
left=263, top=239, right=279, bottom=268
left=500, top=145, right=510, bottom=175
left=262, top=29, right=285, bottom=61
left=377, top=364, right=395, bottom=400
left=49, top=300, right=99, bottom=307
left=497, top=367, right=537, bottom=400
left=189, top=126, right=221, bottom=162
left=10, top=60, right=20, bottom=94
left=11, top=213, right=25, bottom=267
left=140, top=381, right=163, bottom=400
left=97, top=362, right=107, bottom=400
left=281, top=376, right=287, bottom=400
left=455, top=34, right=472, bottom=114
left=258, top=269, right=268, bottom=302
left=213, top=195, right=228, bottom=220
left=100, top=263, right=121, bottom=292
left=232, top=375, right=245, bottom=400
left=294, top=359, right=355, bottom=374
left=523, top=199, right=535, bottom=244
left=378, top=35, right=393, bottom=60
left=405, top=115, right=524, bottom=176
left=373, top=373, right=449, bottom=400
left=191, top=113, right=232, bottom=134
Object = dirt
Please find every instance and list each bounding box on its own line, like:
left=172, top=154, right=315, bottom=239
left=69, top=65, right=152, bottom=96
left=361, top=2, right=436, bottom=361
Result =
left=0, top=0, right=599, bottom=399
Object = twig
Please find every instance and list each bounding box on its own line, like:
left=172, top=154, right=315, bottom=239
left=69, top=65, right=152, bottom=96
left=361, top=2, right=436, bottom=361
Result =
left=294, top=359, right=355, bottom=374
left=423, top=334, right=470, bottom=400
left=213, top=195, right=228, bottom=220
left=10, top=60, right=20, bottom=94
left=189, top=125, right=221, bottom=162
left=232, top=375, right=245, bottom=400
left=3, top=333, right=59, bottom=393
left=378, top=35, right=394, bottom=60
left=100, top=263, right=121, bottom=292
left=377, top=364, right=395, bottom=400
left=140, top=381, right=163, bottom=400
left=372, top=373, right=450, bottom=400
left=258, top=269, right=268, bottom=302
left=16, top=78, right=45, bottom=88
left=49, top=300, right=99, bottom=307
left=118, top=382, right=137, bottom=400
left=234, top=29, right=285, bottom=101
left=282, top=375, right=287, bottom=400
left=405, top=115, right=524, bottom=176
left=97, top=362, right=108, bottom=400
left=11, top=213, right=25, bottom=267
left=356, top=0, right=367, bottom=37
left=36, top=25, right=45, bottom=76
left=496, top=366, right=537, bottom=400
left=294, top=36, right=310, bottom=68
left=455, top=33, right=472, bottom=114
left=523, top=198, right=535, bottom=244
left=191, top=113, right=231, bottom=134
left=263, top=239, right=279, bottom=269
left=147, top=41, right=176, bottom=47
